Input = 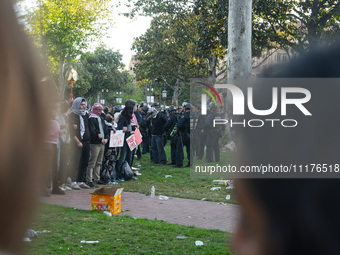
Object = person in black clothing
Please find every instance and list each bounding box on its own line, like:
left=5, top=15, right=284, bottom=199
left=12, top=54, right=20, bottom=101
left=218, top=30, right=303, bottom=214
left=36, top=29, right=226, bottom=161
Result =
left=174, top=103, right=191, bottom=167
left=195, top=111, right=206, bottom=160
left=164, top=106, right=178, bottom=165
left=147, top=102, right=167, bottom=164
left=69, top=97, right=91, bottom=189
left=204, top=102, right=221, bottom=162
left=116, top=100, right=137, bottom=180
left=86, top=103, right=109, bottom=187
left=140, top=105, right=150, bottom=154
left=100, top=113, right=117, bottom=183
left=134, top=104, right=143, bottom=160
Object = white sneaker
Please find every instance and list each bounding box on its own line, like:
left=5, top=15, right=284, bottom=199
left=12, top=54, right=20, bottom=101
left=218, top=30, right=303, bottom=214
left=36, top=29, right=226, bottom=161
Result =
left=78, top=182, right=90, bottom=189
left=71, top=182, right=81, bottom=190
left=61, top=184, right=72, bottom=191
left=59, top=186, right=66, bottom=192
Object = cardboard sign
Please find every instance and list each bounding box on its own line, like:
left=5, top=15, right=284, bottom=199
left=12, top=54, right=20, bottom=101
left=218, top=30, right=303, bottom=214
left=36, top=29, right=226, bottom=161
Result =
left=126, top=134, right=138, bottom=151
left=134, top=128, right=143, bottom=145
left=109, top=130, right=124, bottom=148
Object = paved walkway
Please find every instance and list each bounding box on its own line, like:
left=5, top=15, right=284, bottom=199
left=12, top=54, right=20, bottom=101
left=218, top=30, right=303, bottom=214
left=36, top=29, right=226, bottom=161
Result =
left=41, top=189, right=239, bottom=233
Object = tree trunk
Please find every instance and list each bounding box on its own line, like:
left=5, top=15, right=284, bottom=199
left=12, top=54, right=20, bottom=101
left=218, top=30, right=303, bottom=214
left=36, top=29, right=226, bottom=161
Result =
left=208, top=54, right=217, bottom=82
left=225, top=0, right=252, bottom=141
left=227, top=0, right=252, bottom=81
left=59, top=54, right=66, bottom=99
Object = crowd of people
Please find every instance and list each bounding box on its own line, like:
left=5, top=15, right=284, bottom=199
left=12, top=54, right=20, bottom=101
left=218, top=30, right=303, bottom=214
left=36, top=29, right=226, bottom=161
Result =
left=46, top=97, right=192, bottom=195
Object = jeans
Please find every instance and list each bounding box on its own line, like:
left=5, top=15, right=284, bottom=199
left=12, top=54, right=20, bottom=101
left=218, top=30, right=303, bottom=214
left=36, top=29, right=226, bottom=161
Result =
left=151, top=135, right=167, bottom=163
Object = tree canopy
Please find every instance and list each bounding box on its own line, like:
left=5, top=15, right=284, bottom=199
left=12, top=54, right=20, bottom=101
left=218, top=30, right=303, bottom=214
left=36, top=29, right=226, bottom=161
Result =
left=25, top=0, right=113, bottom=97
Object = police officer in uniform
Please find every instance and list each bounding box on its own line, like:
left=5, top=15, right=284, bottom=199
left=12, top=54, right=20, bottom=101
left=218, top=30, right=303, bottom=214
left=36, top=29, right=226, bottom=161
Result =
left=174, top=103, right=191, bottom=167
left=147, top=102, right=167, bottom=164
left=196, top=108, right=207, bottom=160
left=164, top=106, right=177, bottom=165
left=204, top=102, right=221, bottom=162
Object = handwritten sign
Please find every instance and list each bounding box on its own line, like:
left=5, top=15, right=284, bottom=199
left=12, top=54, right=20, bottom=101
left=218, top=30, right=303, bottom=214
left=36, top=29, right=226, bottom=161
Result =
left=126, top=134, right=138, bottom=151
left=109, top=130, right=124, bottom=148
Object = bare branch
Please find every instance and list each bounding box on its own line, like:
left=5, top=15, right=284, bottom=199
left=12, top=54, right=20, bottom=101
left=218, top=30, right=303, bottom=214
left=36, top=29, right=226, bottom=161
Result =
left=252, top=49, right=278, bottom=69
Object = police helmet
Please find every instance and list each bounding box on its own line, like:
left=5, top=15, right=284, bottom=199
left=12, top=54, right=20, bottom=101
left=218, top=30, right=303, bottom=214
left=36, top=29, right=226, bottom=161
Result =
left=151, top=102, right=160, bottom=108
left=113, top=105, right=122, bottom=113
left=168, top=106, right=176, bottom=112
left=103, top=106, right=109, bottom=114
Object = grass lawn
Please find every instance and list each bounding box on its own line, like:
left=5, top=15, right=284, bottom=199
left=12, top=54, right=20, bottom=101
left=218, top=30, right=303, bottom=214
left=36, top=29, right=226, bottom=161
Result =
left=26, top=204, right=233, bottom=255
left=117, top=144, right=237, bottom=203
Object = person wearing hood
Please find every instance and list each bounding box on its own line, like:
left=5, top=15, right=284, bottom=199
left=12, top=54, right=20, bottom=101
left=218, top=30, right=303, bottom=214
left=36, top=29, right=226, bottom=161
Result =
left=86, top=103, right=109, bottom=187
left=69, top=97, right=91, bottom=189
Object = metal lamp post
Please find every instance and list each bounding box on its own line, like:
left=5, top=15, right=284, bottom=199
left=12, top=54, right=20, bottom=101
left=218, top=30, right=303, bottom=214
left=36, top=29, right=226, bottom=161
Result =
left=162, top=89, right=167, bottom=110
left=116, top=91, right=122, bottom=104
left=101, top=89, right=108, bottom=105
left=67, top=68, right=78, bottom=104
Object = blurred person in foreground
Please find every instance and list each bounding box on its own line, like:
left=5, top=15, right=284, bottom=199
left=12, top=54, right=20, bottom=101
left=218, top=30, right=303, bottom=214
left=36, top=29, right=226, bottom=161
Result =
left=0, top=0, right=54, bottom=253
left=233, top=41, right=340, bottom=255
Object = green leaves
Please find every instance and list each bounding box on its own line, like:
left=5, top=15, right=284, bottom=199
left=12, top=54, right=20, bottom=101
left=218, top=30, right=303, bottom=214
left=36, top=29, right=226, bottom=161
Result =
left=25, top=0, right=113, bottom=96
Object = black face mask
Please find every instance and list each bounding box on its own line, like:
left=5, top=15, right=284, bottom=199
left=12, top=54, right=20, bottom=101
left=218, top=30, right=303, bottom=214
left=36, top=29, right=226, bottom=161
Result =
left=106, top=117, right=113, bottom=123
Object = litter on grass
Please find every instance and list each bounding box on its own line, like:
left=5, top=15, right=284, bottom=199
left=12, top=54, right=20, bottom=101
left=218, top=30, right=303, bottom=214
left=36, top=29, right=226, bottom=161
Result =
left=103, top=211, right=112, bottom=216
left=210, top=187, right=221, bottom=191
left=23, top=237, right=31, bottom=242
left=26, top=229, right=38, bottom=238
left=165, top=175, right=173, bottom=178
left=226, top=195, right=231, bottom=200
left=36, top=230, right=51, bottom=234
left=80, top=241, right=99, bottom=244
left=159, top=195, right=169, bottom=200
left=195, top=241, right=204, bottom=246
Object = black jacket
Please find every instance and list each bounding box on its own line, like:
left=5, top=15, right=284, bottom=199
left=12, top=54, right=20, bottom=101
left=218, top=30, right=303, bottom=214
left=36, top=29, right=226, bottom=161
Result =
left=89, top=116, right=109, bottom=144
left=150, top=112, right=167, bottom=135
left=69, top=112, right=90, bottom=143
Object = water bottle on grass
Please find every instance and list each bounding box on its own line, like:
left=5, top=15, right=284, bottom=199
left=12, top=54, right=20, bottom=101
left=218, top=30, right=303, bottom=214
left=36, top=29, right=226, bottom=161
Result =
left=151, top=186, right=155, bottom=198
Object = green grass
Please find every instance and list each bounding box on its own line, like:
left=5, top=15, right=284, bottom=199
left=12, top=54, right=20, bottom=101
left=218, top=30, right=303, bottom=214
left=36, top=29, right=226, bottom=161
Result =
left=26, top=204, right=233, bottom=255
left=117, top=144, right=236, bottom=203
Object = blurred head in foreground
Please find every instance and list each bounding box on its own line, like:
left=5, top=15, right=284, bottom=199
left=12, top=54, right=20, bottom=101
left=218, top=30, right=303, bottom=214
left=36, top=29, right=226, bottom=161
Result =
left=233, top=41, right=340, bottom=255
left=0, top=0, right=54, bottom=253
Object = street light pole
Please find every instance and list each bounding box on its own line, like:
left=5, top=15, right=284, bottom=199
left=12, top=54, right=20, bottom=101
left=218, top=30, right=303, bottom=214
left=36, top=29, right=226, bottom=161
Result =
left=67, top=68, right=78, bottom=104
left=162, top=89, right=167, bottom=110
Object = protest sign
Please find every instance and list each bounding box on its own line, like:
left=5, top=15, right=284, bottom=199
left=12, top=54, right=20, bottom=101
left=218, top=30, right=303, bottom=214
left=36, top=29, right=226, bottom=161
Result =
left=109, top=130, right=124, bottom=148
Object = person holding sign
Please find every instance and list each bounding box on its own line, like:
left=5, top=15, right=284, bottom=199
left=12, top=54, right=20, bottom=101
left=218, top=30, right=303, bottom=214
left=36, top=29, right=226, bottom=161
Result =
left=116, top=100, right=137, bottom=180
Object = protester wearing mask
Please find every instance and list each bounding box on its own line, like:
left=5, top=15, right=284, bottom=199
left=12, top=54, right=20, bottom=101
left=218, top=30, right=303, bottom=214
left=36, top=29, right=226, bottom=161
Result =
left=86, top=103, right=109, bottom=187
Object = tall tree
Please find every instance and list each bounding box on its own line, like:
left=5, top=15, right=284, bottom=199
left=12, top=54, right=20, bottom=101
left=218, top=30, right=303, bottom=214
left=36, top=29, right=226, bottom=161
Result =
left=74, top=48, right=130, bottom=103
left=254, top=0, right=340, bottom=55
left=25, top=0, right=112, bottom=98
left=132, top=14, right=208, bottom=105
